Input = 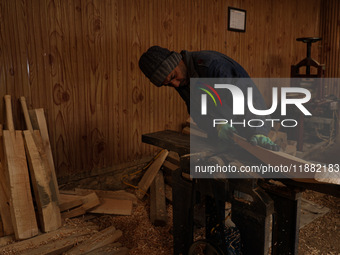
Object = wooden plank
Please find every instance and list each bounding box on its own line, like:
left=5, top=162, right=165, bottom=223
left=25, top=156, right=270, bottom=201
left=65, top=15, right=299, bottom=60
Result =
left=136, top=150, right=169, bottom=199
left=0, top=124, right=14, bottom=235
left=21, top=97, right=61, bottom=232
left=142, top=131, right=190, bottom=155
left=61, top=193, right=100, bottom=220
left=162, top=160, right=179, bottom=176
left=23, top=130, right=61, bottom=232
left=83, top=243, right=128, bottom=255
left=29, top=108, right=60, bottom=202
left=88, top=198, right=132, bottom=216
left=166, top=151, right=180, bottom=166
left=150, top=171, right=167, bottom=226
left=0, top=225, right=96, bottom=254
left=20, top=231, right=91, bottom=255
left=74, top=188, right=138, bottom=205
left=2, top=95, right=38, bottom=240
left=65, top=226, right=122, bottom=255
left=165, top=184, right=172, bottom=202
left=232, top=134, right=340, bottom=184
left=59, top=198, right=83, bottom=212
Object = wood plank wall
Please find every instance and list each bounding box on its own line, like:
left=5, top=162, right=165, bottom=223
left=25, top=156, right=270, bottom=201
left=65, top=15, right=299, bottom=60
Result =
left=320, top=0, right=340, bottom=97
left=0, top=0, right=336, bottom=177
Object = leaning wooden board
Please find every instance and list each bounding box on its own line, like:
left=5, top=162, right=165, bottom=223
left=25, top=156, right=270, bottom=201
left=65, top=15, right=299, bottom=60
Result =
left=2, top=95, right=38, bottom=239
left=20, top=97, right=61, bottom=232
left=233, top=134, right=340, bottom=185
left=28, top=108, right=60, bottom=202
left=0, top=124, right=14, bottom=235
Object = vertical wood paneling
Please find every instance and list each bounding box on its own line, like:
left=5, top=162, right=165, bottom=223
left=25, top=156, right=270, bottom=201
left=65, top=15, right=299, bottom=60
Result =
left=320, top=0, right=340, bottom=97
left=1, top=0, right=336, bottom=177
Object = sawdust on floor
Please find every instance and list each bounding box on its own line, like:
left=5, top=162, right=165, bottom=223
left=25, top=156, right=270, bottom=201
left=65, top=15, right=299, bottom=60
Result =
left=84, top=189, right=339, bottom=255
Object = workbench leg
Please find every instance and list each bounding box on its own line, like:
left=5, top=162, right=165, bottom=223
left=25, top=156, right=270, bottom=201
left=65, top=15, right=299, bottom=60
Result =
left=266, top=188, right=302, bottom=255
left=229, top=180, right=274, bottom=255
left=172, top=168, right=193, bottom=255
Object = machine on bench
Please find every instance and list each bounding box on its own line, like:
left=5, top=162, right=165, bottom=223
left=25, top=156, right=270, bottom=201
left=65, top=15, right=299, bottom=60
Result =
left=289, top=37, right=339, bottom=151
left=142, top=130, right=339, bottom=255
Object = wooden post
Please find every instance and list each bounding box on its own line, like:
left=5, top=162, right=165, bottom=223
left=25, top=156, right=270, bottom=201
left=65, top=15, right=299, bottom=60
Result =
left=150, top=171, right=167, bottom=226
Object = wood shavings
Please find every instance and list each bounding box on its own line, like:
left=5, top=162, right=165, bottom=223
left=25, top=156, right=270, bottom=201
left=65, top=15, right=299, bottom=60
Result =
left=91, top=200, right=174, bottom=255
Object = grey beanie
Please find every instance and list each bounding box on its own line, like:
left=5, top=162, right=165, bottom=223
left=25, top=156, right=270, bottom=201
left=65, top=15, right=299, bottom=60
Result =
left=139, top=46, right=182, bottom=87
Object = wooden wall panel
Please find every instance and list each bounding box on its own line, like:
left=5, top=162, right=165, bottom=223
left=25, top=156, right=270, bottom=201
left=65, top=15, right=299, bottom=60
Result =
left=320, top=0, right=340, bottom=97
left=0, top=0, right=335, bottom=177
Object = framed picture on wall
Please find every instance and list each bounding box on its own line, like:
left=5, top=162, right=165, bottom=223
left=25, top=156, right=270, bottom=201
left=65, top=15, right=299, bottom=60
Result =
left=228, top=7, right=246, bottom=32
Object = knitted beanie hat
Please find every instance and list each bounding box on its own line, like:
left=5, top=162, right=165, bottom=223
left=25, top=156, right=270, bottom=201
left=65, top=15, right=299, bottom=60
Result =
left=139, top=46, right=182, bottom=87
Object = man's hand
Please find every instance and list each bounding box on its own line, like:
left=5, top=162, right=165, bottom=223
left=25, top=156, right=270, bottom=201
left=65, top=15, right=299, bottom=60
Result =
left=217, top=123, right=237, bottom=142
left=249, top=134, right=280, bottom=151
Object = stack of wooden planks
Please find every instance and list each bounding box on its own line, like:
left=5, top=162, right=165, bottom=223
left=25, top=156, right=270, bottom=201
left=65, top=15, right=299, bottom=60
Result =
left=59, top=189, right=134, bottom=219
left=0, top=96, right=133, bottom=254
left=0, top=95, right=60, bottom=240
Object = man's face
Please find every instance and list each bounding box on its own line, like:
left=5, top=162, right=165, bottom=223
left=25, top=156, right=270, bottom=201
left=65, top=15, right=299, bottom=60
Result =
left=162, top=60, right=188, bottom=88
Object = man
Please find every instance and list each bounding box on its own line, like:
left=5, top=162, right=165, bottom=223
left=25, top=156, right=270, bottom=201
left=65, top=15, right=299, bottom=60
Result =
left=139, top=46, right=279, bottom=151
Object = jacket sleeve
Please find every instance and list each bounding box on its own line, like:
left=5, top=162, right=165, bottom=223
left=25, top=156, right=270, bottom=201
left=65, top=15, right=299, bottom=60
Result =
left=204, top=59, right=271, bottom=138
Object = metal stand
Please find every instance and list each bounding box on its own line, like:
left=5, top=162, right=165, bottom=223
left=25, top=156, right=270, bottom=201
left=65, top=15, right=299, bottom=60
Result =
left=290, top=37, right=325, bottom=151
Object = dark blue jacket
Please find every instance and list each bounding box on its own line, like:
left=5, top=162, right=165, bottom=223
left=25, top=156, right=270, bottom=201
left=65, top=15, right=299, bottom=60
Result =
left=176, top=50, right=271, bottom=139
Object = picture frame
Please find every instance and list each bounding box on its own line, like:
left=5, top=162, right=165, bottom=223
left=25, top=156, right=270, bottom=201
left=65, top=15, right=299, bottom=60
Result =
left=228, top=7, right=247, bottom=32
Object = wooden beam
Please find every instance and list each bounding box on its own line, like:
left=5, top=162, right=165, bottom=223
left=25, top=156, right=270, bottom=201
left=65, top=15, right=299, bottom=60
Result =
left=150, top=171, right=167, bottom=226
left=64, top=226, right=122, bottom=255
left=136, top=150, right=169, bottom=199
left=2, top=95, right=38, bottom=240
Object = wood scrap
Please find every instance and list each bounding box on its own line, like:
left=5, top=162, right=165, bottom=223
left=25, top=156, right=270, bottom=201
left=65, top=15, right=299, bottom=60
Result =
left=150, top=171, right=167, bottom=226
left=20, top=97, right=61, bottom=232
left=20, top=231, right=91, bottom=255
left=166, top=151, right=180, bottom=166
left=162, top=160, right=179, bottom=176
left=64, top=226, right=122, bottom=255
left=136, top=150, right=169, bottom=199
left=83, top=243, right=128, bottom=255
left=28, top=108, right=60, bottom=202
left=89, top=198, right=132, bottom=216
left=59, top=198, right=83, bottom=212
left=61, top=193, right=100, bottom=220
left=2, top=95, right=38, bottom=240
left=74, top=188, right=138, bottom=205
left=0, top=225, right=97, bottom=254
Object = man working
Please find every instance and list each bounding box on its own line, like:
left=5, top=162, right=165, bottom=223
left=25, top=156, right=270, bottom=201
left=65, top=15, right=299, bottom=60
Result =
left=139, top=46, right=279, bottom=151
